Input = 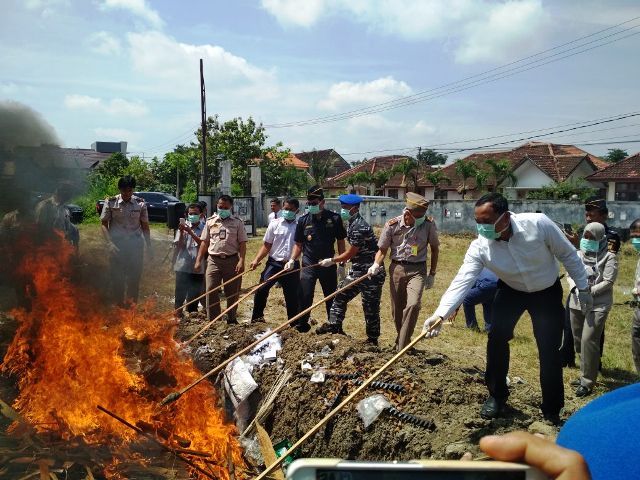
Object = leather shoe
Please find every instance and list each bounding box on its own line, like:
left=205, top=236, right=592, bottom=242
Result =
left=480, top=397, right=505, bottom=419
left=316, top=322, right=343, bottom=335
left=293, top=321, right=311, bottom=333
left=575, top=385, right=592, bottom=397
left=570, top=379, right=581, bottom=387
left=543, top=412, right=561, bottom=425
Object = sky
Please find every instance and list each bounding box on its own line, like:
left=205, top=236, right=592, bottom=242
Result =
left=1, top=0, right=640, bottom=163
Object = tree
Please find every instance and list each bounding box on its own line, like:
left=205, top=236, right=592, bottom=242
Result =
left=260, top=144, right=309, bottom=196
left=125, top=156, right=155, bottom=191
left=96, top=152, right=129, bottom=178
left=486, top=158, right=517, bottom=191
left=345, top=171, right=374, bottom=194
left=454, top=160, right=479, bottom=199
left=417, top=148, right=447, bottom=167
left=474, top=170, right=490, bottom=192
left=392, top=157, right=420, bottom=192
left=371, top=169, right=393, bottom=195
left=526, top=179, right=597, bottom=201
left=307, top=149, right=333, bottom=186
left=424, top=170, right=451, bottom=198
left=603, top=148, right=628, bottom=163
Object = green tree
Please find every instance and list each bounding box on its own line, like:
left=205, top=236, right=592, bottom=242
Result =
left=454, top=160, right=479, bottom=199
left=392, top=157, right=420, bottom=192
left=485, top=158, right=517, bottom=191
left=307, top=149, right=333, bottom=186
left=603, top=148, right=628, bottom=163
left=526, top=179, right=597, bottom=201
left=124, top=155, right=155, bottom=191
left=259, top=144, right=309, bottom=196
left=345, top=171, right=374, bottom=194
left=371, top=169, right=393, bottom=195
left=96, top=152, right=129, bottom=178
left=417, top=148, right=447, bottom=166
left=475, top=170, right=490, bottom=192
left=424, top=170, right=451, bottom=198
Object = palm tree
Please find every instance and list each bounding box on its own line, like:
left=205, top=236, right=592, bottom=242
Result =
left=475, top=170, right=490, bottom=193
left=372, top=169, right=393, bottom=195
left=486, top=158, right=517, bottom=192
left=392, top=157, right=420, bottom=192
left=454, top=160, right=479, bottom=200
left=345, top=171, right=374, bottom=194
left=424, top=170, right=451, bottom=198
left=307, top=149, right=333, bottom=186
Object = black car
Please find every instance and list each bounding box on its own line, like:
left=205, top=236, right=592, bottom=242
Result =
left=95, top=191, right=180, bottom=223
left=65, top=203, right=84, bottom=224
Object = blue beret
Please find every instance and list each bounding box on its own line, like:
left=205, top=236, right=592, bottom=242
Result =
left=339, top=194, right=363, bottom=205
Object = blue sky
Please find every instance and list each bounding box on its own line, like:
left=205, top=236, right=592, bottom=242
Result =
left=2, top=0, right=639, bottom=162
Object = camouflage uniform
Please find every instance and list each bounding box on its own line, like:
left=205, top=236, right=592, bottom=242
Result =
left=327, top=213, right=385, bottom=340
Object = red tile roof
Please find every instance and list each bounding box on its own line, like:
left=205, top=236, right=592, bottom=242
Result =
left=293, top=149, right=351, bottom=177
left=586, top=153, right=640, bottom=181
left=252, top=153, right=309, bottom=170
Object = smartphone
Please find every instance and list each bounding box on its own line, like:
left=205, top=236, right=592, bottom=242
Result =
left=179, top=217, right=186, bottom=225
left=287, top=459, right=547, bottom=480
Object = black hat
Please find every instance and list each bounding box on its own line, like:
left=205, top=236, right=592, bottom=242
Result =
left=307, top=185, right=324, bottom=200
left=585, top=197, right=607, bottom=212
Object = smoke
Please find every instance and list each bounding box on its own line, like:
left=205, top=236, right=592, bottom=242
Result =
left=0, top=100, right=60, bottom=148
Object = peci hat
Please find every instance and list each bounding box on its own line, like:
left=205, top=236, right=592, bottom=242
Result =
left=405, top=192, right=429, bottom=210
left=338, top=193, right=363, bottom=205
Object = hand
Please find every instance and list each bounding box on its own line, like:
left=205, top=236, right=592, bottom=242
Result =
left=249, top=259, right=259, bottom=271
left=337, top=264, right=347, bottom=282
left=367, top=262, right=381, bottom=276
left=577, top=289, right=593, bottom=315
left=565, top=231, right=579, bottom=245
left=107, top=242, right=120, bottom=254
left=284, top=259, right=295, bottom=271
left=425, top=274, right=435, bottom=289
left=194, top=259, right=201, bottom=271
left=480, top=431, right=591, bottom=480
left=422, top=314, right=443, bottom=338
left=235, top=259, right=245, bottom=274
left=319, top=258, right=335, bottom=268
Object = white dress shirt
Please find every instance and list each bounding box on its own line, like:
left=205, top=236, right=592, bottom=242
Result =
left=263, top=216, right=297, bottom=262
left=268, top=211, right=279, bottom=223
left=434, top=212, right=589, bottom=319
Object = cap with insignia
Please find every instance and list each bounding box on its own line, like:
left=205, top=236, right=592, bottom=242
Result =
left=307, top=185, right=324, bottom=200
left=339, top=193, right=363, bottom=205
left=585, top=197, right=607, bottom=212
left=405, top=192, right=429, bottom=210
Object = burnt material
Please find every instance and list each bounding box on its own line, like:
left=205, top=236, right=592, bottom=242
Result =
left=385, top=406, right=435, bottom=430
left=325, top=372, right=361, bottom=380
left=352, top=379, right=405, bottom=394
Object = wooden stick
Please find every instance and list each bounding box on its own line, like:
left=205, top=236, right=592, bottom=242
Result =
left=253, top=318, right=444, bottom=480
left=161, top=272, right=370, bottom=406
left=183, top=263, right=319, bottom=346
left=96, top=405, right=216, bottom=480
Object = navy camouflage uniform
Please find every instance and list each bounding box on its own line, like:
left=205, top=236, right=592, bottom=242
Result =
left=328, top=212, right=385, bottom=340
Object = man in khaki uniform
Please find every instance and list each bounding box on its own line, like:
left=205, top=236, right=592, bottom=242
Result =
left=100, top=176, right=152, bottom=306
left=195, top=194, right=248, bottom=324
left=369, top=192, right=439, bottom=350
left=35, top=182, right=79, bottom=246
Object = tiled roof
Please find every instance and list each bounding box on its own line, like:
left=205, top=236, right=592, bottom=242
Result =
left=323, top=155, right=437, bottom=188
left=294, top=149, right=351, bottom=177
left=586, top=153, right=640, bottom=181
left=13, top=145, right=111, bottom=169
left=252, top=153, right=309, bottom=170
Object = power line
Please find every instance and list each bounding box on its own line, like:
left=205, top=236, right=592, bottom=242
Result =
left=264, top=18, right=640, bottom=128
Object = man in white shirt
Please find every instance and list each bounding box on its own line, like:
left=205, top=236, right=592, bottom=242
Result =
left=249, top=198, right=300, bottom=322
left=267, top=198, right=281, bottom=223
left=423, top=193, right=592, bottom=424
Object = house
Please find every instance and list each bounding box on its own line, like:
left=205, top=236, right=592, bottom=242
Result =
left=586, top=152, right=640, bottom=201
left=293, top=149, right=351, bottom=179
left=435, top=142, right=607, bottom=200
left=252, top=152, right=309, bottom=170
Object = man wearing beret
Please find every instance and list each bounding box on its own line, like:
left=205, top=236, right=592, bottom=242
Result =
left=369, top=192, right=440, bottom=350
left=285, top=186, right=346, bottom=332
left=316, top=194, right=386, bottom=345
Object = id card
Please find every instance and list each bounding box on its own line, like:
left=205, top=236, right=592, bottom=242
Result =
left=410, top=245, right=418, bottom=256
left=219, top=228, right=227, bottom=240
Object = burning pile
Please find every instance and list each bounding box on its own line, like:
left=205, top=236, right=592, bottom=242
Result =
left=1, top=234, right=244, bottom=479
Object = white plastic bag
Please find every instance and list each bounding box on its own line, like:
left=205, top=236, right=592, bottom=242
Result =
left=357, top=394, right=391, bottom=428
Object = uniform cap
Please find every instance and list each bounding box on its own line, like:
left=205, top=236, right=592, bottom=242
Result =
left=405, top=192, right=429, bottom=210
left=585, top=197, right=607, bottom=211
left=339, top=194, right=363, bottom=205
left=307, top=185, right=324, bottom=200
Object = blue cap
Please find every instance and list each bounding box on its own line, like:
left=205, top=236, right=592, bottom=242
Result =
left=339, top=194, right=363, bottom=205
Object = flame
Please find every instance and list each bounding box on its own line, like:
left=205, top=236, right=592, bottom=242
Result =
left=1, top=233, right=244, bottom=478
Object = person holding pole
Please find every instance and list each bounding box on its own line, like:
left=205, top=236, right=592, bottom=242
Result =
left=249, top=198, right=300, bottom=323
left=285, top=186, right=346, bottom=332
left=369, top=192, right=439, bottom=351
left=195, top=194, right=247, bottom=324
left=316, top=194, right=385, bottom=345
left=422, top=193, right=591, bottom=424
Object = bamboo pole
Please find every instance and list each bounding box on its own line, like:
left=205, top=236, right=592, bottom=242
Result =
left=161, top=273, right=371, bottom=406
left=253, top=318, right=444, bottom=480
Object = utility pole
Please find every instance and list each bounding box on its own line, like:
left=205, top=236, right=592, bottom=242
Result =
left=199, top=58, right=207, bottom=195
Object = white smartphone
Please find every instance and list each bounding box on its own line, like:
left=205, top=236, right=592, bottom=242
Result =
left=286, top=459, right=548, bottom=480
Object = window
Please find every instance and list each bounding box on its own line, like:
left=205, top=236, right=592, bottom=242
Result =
left=615, top=182, right=640, bottom=201
left=434, top=189, right=447, bottom=200
left=387, top=188, right=398, bottom=199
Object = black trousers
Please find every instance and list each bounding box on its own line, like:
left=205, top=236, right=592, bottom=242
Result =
left=251, top=257, right=300, bottom=321
left=486, top=278, right=564, bottom=415
left=174, top=271, right=204, bottom=312
left=297, top=262, right=337, bottom=325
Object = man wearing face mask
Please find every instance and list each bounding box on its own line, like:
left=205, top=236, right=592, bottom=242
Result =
left=370, top=192, right=439, bottom=351
left=423, top=193, right=591, bottom=424
left=195, top=194, right=248, bottom=324
left=249, top=198, right=301, bottom=323
left=316, top=194, right=385, bottom=345
left=285, top=186, right=346, bottom=332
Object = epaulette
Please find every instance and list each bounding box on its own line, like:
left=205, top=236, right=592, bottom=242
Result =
left=426, top=215, right=434, bottom=222
left=387, top=218, right=399, bottom=226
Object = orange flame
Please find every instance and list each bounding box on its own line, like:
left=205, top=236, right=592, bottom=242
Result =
left=1, top=234, right=244, bottom=478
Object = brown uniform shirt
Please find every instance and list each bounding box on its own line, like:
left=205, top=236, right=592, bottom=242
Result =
left=201, top=214, right=248, bottom=256
left=378, top=214, right=439, bottom=262
left=100, top=194, right=148, bottom=239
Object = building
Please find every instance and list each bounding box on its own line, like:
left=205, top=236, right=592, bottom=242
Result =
left=586, top=152, right=640, bottom=201
left=293, top=149, right=351, bottom=179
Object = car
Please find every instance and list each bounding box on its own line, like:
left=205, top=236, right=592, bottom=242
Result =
left=96, top=191, right=180, bottom=223
left=65, top=203, right=84, bottom=224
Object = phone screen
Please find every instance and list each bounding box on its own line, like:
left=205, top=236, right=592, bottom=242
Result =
left=317, top=470, right=525, bottom=480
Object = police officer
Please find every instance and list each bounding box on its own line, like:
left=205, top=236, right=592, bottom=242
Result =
left=285, top=186, right=346, bottom=332
left=195, top=194, right=248, bottom=324
left=369, top=192, right=440, bottom=350
left=315, top=194, right=385, bottom=344
left=100, top=176, right=152, bottom=306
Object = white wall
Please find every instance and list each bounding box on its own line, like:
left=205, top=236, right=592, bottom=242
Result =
left=511, top=160, right=553, bottom=188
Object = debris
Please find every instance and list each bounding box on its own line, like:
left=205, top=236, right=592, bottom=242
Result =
left=240, top=435, right=263, bottom=466
left=300, top=362, right=312, bottom=371
left=353, top=379, right=405, bottom=394
left=385, top=406, right=435, bottom=430
left=357, top=394, right=391, bottom=428
left=255, top=422, right=285, bottom=480
left=316, top=345, right=332, bottom=358
left=273, top=438, right=299, bottom=470
left=310, top=372, right=325, bottom=383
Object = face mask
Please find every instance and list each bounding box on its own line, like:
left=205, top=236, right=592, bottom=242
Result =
left=217, top=208, right=231, bottom=219
left=308, top=204, right=320, bottom=215
left=188, top=214, right=200, bottom=223
left=340, top=208, right=354, bottom=222
left=282, top=210, right=296, bottom=221
left=476, top=212, right=507, bottom=240
left=413, top=214, right=426, bottom=227
left=580, top=238, right=600, bottom=253
left=631, top=237, right=640, bottom=252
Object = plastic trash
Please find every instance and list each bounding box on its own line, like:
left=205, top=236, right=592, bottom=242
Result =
left=301, top=361, right=313, bottom=371
left=194, top=343, right=215, bottom=361
left=240, top=435, right=263, bottom=465
left=316, top=345, right=332, bottom=357
left=310, top=371, right=325, bottom=383
left=357, top=394, right=391, bottom=428
left=223, top=357, right=258, bottom=408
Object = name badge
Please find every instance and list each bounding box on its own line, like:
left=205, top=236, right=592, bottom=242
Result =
left=411, top=245, right=418, bottom=256
left=219, top=229, right=227, bottom=240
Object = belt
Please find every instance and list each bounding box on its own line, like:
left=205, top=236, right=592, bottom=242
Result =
left=391, top=259, right=426, bottom=266
left=210, top=253, right=239, bottom=260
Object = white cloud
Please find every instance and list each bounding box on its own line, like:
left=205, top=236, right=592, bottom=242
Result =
left=64, top=94, right=149, bottom=116
left=87, top=31, right=122, bottom=56
left=261, top=0, right=549, bottom=63
left=318, top=76, right=412, bottom=111
left=24, top=0, right=68, bottom=17
left=99, top=0, right=164, bottom=29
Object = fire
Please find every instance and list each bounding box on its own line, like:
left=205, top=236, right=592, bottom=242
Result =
left=1, top=233, right=244, bottom=478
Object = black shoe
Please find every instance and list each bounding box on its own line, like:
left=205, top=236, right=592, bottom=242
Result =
left=294, top=321, right=311, bottom=333
left=251, top=316, right=266, bottom=324
left=480, top=397, right=505, bottom=419
left=570, top=379, right=581, bottom=387
left=226, top=318, right=238, bottom=325
left=543, top=412, right=561, bottom=425
left=316, top=323, right=342, bottom=335
left=365, top=337, right=378, bottom=346
left=575, top=385, right=592, bottom=397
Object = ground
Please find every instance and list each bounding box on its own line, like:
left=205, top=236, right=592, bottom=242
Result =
left=1, top=223, right=638, bottom=473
